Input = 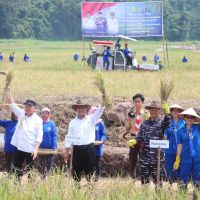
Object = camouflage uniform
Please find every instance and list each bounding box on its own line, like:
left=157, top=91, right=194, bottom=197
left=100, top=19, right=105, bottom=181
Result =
left=95, top=17, right=107, bottom=32
left=136, top=114, right=171, bottom=185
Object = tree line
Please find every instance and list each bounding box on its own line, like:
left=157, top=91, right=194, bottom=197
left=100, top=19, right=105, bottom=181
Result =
left=0, top=0, right=199, bottom=41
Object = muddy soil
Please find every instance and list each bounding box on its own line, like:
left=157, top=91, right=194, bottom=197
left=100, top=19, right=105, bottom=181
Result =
left=0, top=95, right=199, bottom=176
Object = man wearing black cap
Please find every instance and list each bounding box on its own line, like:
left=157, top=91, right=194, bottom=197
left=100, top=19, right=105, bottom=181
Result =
left=6, top=89, right=43, bottom=178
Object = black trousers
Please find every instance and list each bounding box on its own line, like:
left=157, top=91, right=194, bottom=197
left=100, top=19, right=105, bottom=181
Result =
left=72, top=143, right=96, bottom=182
left=129, top=145, right=140, bottom=178
left=13, top=149, right=34, bottom=178
left=95, top=156, right=101, bottom=181
left=5, top=152, right=15, bottom=173
left=38, top=155, right=55, bottom=179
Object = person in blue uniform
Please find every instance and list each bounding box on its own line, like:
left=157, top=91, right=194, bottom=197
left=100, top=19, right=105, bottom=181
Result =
left=174, top=108, right=200, bottom=199
left=0, top=52, right=3, bottom=61
left=88, top=106, right=106, bottom=181
left=124, top=44, right=132, bottom=66
left=164, top=104, right=185, bottom=183
left=182, top=56, right=188, bottom=63
left=103, top=46, right=112, bottom=70
left=23, top=54, right=30, bottom=62
left=0, top=112, right=17, bottom=173
left=74, top=52, right=79, bottom=61
left=9, top=53, right=14, bottom=62
left=153, top=54, right=160, bottom=65
left=39, top=107, right=57, bottom=179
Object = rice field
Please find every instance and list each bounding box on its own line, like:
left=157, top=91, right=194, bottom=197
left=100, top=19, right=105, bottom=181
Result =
left=0, top=39, right=199, bottom=103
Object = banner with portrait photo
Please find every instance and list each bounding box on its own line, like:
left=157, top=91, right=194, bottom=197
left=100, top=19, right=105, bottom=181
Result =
left=82, top=1, right=163, bottom=37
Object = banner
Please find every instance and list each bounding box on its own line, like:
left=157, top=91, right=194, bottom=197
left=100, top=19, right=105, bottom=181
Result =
left=82, top=1, right=163, bottom=37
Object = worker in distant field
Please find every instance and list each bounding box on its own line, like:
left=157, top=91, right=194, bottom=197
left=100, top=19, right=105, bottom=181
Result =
left=130, top=101, right=171, bottom=186
left=23, top=54, right=30, bottom=62
left=164, top=104, right=185, bottom=183
left=64, top=98, right=104, bottom=182
left=182, top=55, right=188, bottom=63
left=9, top=53, right=14, bottom=62
left=103, top=46, right=112, bottom=70
left=174, top=108, right=200, bottom=199
left=153, top=54, right=160, bottom=65
left=6, top=88, right=43, bottom=179
left=74, top=52, right=79, bottom=61
left=0, top=112, right=18, bottom=173
left=0, top=52, right=3, bottom=61
left=38, top=107, right=57, bottom=179
left=123, top=93, right=149, bottom=178
left=88, top=106, right=106, bottom=181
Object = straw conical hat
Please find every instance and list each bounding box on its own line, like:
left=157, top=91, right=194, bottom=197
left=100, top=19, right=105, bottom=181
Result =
left=170, top=104, right=184, bottom=112
left=180, top=108, right=200, bottom=119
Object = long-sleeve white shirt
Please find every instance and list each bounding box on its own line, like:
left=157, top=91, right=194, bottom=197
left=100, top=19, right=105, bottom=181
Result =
left=10, top=103, right=43, bottom=153
left=65, top=105, right=104, bottom=148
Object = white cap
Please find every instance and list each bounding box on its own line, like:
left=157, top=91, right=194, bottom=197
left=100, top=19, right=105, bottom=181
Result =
left=41, top=107, right=51, bottom=114
left=170, top=104, right=184, bottom=112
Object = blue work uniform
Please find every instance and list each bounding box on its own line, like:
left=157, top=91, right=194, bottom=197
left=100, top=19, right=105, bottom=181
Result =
left=164, top=118, right=185, bottom=182
left=0, top=54, right=3, bottom=61
left=39, top=120, right=57, bottom=179
left=9, top=55, right=14, bottom=62
left=123, top=48, right=131, bottom=58
left=103, top=49, right=112, bottom=70
left=177, top=124, right=200, bottom=187
left=0, top=120, right=17, bottom=172
left=95, top=120, right=106, bottom=179
left=0, top=120, right=17, bottom=152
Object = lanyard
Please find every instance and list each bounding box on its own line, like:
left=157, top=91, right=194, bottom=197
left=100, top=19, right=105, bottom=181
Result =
left=187, top=128, right=195, bottom=157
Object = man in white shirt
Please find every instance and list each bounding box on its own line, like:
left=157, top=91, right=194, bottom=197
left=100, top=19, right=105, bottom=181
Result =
left=64, top=99, right=104, bottom=182
left=107, top=12, right=119, bottom=35
left=6, top=89, right=43, bottom=178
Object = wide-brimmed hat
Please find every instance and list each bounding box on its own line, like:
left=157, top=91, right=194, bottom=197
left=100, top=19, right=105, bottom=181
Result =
left=145, top=101, right=161, bottom=110
left=180, top=108, right=200, bottom=119
left=72, top=99, right=91, bottom=110
left=170, top=104, right=184, bottom=112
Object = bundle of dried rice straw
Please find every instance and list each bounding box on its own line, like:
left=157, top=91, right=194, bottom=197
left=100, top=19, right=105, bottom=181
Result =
left=0, top=70, right=14, bottom=104
left=160, top=77, right=174, bottom=102
left=94, top=73, right=111, bottom=110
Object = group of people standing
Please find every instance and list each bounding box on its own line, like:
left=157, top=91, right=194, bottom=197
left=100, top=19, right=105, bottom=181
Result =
left=1, top=88, right=107, bottom=182
left=0, top=52, right=30, bottom=63
left=1, top=87, right=200, bottom=198
left=123, top=93, right=200, bottom=198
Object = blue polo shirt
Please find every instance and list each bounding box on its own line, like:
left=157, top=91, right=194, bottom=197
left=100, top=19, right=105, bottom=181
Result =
left=95, top=121, right=106, bottom=157
left=177, top=124, right=200, bottom=163
left=0, top=120, right=17, bottom=152
left=123, top=48, right=130, bottom=58
left=103, top=49, right=111, bottom=61
left=164, top=118, right=185, bottom=155
left=40, top=120, right=57, bottom=149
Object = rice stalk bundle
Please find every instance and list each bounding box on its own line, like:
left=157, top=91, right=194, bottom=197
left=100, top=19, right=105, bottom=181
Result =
left=94, top=73, right=112, bottom=110
left=160, top=77, right=174, bottom=102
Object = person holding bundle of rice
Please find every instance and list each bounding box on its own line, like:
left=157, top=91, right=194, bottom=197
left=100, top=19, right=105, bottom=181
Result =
left=5, top=88, right=43, bottom=179
left=129, top=101, right=171, bottom=186
left=164, top=104, right=185, bottom=183
left=174, top=108, right=200, bottom=199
